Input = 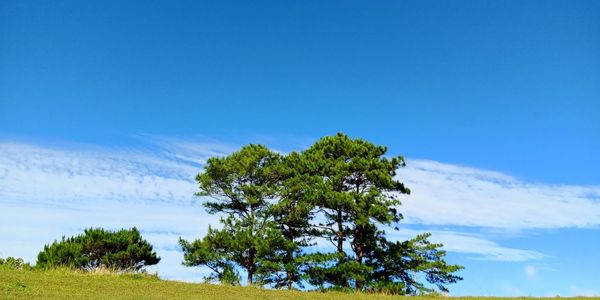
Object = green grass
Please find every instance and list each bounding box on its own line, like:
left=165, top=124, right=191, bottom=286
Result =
left=1, top=268, right=597, bottom=300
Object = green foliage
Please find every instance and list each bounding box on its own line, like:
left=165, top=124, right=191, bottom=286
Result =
left=180, top=145, right=287, bottom=286
left=366, top=233, right=463, bottom=295
left=0, top=257, right=32, bottom=270
left=36, top=227, right=160, bottom=272
left=303, top=133, right=410, bottom=290
left=180, top=226, right=241, bottom=285
left=182, top=134, right=463, bottom=294
left=266, top=151, right=319, bottom=289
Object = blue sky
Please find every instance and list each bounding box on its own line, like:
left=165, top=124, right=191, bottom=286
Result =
left=1, top=0, right=599, bottom=296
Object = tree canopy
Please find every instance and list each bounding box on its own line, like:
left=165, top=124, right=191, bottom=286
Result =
left=180, top=144, right=286, bottom=286
left=180, top=133, right=463, bottom=294
left=302, top=133, right=410, bottom=290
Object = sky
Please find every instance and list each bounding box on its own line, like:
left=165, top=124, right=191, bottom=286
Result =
left=1, top=0, right=599, bottom=296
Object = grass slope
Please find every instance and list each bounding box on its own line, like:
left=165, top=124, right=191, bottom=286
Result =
left=1, top=269, right=596, bottom=300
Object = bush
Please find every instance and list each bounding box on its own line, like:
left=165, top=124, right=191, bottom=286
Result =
left=0, top=257, right=32, bottom=270
left=36, top=227, right=160, bottom=272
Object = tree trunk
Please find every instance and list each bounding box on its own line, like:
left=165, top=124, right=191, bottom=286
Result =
left=336, top=208, right=348, bottom=287
left=286, top=269, right=293, bottom=289
left=286, top=207, right=294, bottom=289
left=248, top=204, right=255, bottom=286
left=336, top=209, right=344, bottom=256
left=353, top=226, right=364, bottom=290
left=247, top=248, right=255, bottom=286
left=354, top=182, right=365, bottom=291
left=286, top=249, right=293, bottom=289
left=355, top=244, right=364, bottom=290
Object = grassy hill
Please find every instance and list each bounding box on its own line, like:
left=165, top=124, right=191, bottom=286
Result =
left=1, top=268, right=596, bottom=300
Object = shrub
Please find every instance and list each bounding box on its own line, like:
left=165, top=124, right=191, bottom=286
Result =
left=0, top=256, right=32, bottom=270
left=36, top=227, right=160, bottom=272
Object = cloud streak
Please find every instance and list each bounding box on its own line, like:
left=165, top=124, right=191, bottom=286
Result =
left=0, top=142, right=198, bottom=205
left=399, top=159, right=600, bottom=229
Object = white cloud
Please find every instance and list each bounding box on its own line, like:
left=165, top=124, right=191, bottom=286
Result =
left=4, top=141, right=599, bottom=230
left=146, top=136, right=237, bottom=166
left=0, top=142, right=198, bottom=205
left=524, top=265, right=537, bottom=279
left=398, top=159, right=600, bottom=229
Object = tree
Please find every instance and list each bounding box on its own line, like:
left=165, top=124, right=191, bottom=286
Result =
left=36, top=227, right=160, bottom=272
left=179, top=144, right=286, bottom=286
left=302, top=133, right=410, bottom=290
left=299, top=133, right=462, bottom=294
left=181, top=134, right=463, bottom=294
left=266, top=151, right=317, bottom=289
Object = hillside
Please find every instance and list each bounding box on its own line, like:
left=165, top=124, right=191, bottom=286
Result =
left=2, top=269, right=595, bottom=300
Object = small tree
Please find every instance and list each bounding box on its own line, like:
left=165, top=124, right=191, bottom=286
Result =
left=36, top=227, right=160, bottom=272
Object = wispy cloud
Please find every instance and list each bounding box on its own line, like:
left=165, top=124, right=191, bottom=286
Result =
left=145, top=135, right=238, bottom=166
left=0, top=142, right=198, bottom=205
left=399, top=159, right=600, bottom=229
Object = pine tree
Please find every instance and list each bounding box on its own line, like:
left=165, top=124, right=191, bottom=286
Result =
left=179, top=144, right=285, bottom=286
left=266, top=151, right=317, bottom=289
left=181, top=135, right=463, bottom=293
left=302, top=133, right=410, bottom=290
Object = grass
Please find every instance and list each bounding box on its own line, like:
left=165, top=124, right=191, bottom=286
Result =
left=1, top=268, right=597, bottom=300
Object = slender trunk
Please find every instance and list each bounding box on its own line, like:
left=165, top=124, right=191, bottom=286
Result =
left=336, top=208, right=344, bottom=256
left=354, top=230, right=364, bottom=290
left=336, top=207, right=348, bottom=287
left=354, top=182, right=364, bottom=291
left=286, top=269, right=293, bottom=289
left=355, top=280, right=363, bottom=290
left=248, top=205, right=255, bottom=286
left=285, top=248, right=293, bottom=289
left=247, top=268, right=253, bottom=286
left=247, top=247, right=255, bottom=286
left=285, top=206, right=294, bottom=289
